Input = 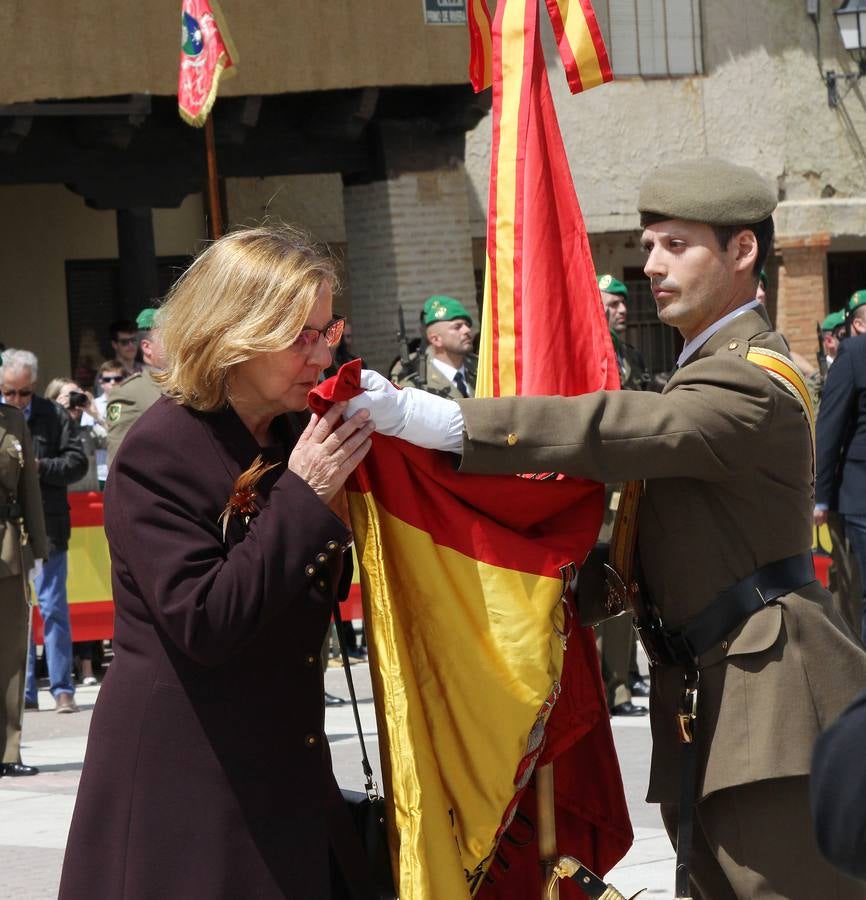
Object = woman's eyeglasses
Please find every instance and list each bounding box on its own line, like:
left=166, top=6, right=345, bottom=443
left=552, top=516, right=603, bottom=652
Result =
left=291, top=315, right=345, bottom=351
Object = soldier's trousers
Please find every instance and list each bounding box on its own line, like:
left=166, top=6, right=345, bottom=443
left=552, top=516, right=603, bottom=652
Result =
left=661, top=776, right=866, bottom=899
left=0, top=574, right=30, bottom=764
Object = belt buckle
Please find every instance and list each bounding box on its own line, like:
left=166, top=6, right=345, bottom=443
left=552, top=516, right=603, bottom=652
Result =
left=677, top=672, right=699, bottom=744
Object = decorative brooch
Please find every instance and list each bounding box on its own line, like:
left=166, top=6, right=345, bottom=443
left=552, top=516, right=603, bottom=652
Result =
left=219, top=454, right=279, bottom=541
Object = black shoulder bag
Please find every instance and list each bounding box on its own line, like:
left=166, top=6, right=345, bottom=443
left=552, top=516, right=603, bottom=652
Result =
left=333, top=600, right=397, bottom=900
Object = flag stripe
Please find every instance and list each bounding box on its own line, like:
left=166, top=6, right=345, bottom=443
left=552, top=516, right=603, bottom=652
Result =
left=544, top=0, right=613, bottom=94
left=467, top=0, right=494, bottom=91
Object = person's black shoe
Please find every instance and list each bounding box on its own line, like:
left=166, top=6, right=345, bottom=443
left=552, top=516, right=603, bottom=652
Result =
left=610, top=701, right=648, bottom=717
left=629, top=678, right=650, bottom=698
left=1, top=762, right=39, bottom=776
left=24, top=699, right=39, bottom=711
left=324, top=692, right=347, bottom=707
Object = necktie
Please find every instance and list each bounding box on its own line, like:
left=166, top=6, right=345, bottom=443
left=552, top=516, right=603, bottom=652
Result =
left=453, top=371, right=469, bottom=398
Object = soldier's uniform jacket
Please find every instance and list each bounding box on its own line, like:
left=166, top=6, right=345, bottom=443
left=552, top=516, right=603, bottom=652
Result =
left=0, top=404, right=48, bottom=576
left=616, top=341, right=650, bottom=392
left=396, top=348, right=478, bottom=400
left=105, top=368, right=162, bottom=466
left=457, top=306, right=866, bottom=804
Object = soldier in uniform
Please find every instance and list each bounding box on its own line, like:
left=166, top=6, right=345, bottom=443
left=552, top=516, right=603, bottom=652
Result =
left=394, top=296, right=478, bottom=399
left=105, top=307, right=165, bottom=467
left=595, top=274, right=650, bottom=715
left=0, top=389, right=48, bottom=775
left=349, top=158, right=866, bottom=899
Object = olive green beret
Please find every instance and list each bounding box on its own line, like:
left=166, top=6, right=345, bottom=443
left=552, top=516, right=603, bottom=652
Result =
left=136, top=307, right=159, bottom=330
left=758, top=270, right=768, bottom=289
left=423, top=295, right=472, bottom=327
left=638, top=158, right=777, bottom=226
left=822, top=310, right=846, bottom=331
left=597, top=274, right=628, bottom=299
left=848, top=290, right=866, bottom=314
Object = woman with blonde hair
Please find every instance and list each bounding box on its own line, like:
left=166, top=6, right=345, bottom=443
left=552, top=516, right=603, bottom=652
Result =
left=60, top=225, right=377, bottom=899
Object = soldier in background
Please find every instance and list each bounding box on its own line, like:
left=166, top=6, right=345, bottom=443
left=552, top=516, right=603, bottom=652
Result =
left=394, top=296, right=477, bottom=399
left=0, top=388, right=48, bottom=774
left=106, top=308, right=165, bottom=467
left=595, top=274, right=650, bottom=716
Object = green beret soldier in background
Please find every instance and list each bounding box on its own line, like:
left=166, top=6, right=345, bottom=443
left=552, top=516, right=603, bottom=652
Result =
left=348, top=158, right=866, bottom=899
left=597, top=274, right=650, bottom=392
left=393, top=295, right=478, bottom=400
left=105, top=307, right=165, bottom=467
left=0, top=379, right=48, bottom=776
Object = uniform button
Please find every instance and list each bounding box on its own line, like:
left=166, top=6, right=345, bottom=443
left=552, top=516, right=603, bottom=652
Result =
left=326, top=541, right=339, bottom=552
left=305, top=654, right=317, bottom=666
left=305, top=564, right=316, bottom=577
left=317, top=579, right=328, bottom=590
left=305, top=734, right=319, bottom=747
left=506, top=433, right=519, bottom=447
left=728, top=341, right=738, bottom=351
left=316, top=553, right=328, bottom=564
left=721, top=640, right=729, bottom=650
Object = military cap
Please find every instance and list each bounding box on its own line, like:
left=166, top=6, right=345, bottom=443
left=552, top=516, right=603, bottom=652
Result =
left=848, top=290, right=866, bottom=315
left=638, top=158, right=777, bottom=225
left=422, top=295, right=473, bottom=327
left=136, top=307, right=159, bottom=330
left=822, top=310, right=846, bottom=332
left=597, top=274, right=628, bottom=299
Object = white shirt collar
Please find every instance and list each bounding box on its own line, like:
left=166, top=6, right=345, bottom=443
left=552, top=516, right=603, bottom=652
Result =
left=677, top=299, right=761, bottom=368
left=430, top=357, right=464, bottom=383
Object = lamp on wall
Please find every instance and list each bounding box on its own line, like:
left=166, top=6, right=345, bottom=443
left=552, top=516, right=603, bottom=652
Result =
left=825, top=0, right=866, bottom=106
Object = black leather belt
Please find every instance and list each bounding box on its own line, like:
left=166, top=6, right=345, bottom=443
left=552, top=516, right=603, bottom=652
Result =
left=645, top=552, right=815, bottom=668
left=0, top=502, right=21, bottom=521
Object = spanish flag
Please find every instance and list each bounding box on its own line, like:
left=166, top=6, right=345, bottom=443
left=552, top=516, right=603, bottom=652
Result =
left=326, top=0, right=629, bottom=895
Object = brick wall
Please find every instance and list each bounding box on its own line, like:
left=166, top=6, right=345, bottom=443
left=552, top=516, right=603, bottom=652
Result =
left=775, top=233, right=830, bottom=361
left=343, top=166, right=477, bottom=374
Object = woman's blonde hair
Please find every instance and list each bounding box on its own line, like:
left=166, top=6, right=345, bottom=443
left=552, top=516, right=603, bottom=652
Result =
left=156, top=224, right=339, bottom=411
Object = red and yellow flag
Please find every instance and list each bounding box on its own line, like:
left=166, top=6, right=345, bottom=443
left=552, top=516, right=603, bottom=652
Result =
left=178, top=0, right=237, bottom=127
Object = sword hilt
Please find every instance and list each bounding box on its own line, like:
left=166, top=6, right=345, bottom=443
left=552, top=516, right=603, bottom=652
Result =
left=546, top=856, right=646, bottom=900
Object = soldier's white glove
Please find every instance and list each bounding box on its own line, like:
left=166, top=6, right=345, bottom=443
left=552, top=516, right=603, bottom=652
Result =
left=345, top=370, right=464, bottom=453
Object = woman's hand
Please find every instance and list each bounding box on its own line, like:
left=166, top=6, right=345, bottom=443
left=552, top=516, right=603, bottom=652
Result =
left=288, top=402, right=374, bottom=503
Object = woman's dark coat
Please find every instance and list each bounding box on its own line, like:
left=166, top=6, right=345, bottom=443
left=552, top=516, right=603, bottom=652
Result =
left=59, top=397, right=373, bottom=899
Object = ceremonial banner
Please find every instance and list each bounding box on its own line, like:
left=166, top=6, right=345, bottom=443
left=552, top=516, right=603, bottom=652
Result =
left=178, top=0, right=237, bottom=127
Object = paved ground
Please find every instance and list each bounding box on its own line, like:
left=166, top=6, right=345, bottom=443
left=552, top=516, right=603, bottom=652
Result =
left=0, top=658, right=672, bottom=898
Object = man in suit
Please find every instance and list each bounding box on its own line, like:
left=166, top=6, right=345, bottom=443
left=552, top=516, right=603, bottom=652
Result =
left=0, top=349, right=87, bottom=714
left=394, top=296, right=478, bottom=399
left=815, top=291, right=866, bottom=645
left=349, top=158, right=866, bottom=898
left=0, top=391, right=48, bottom=774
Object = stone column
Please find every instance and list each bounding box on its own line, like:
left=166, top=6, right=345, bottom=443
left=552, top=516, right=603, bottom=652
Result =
left=774, top=233, right=830, bottom=361
left=342, top=125, right=477, bottom=374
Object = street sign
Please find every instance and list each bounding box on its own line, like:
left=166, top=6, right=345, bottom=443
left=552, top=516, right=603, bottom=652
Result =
left=423, top=0, right=467, bottom=25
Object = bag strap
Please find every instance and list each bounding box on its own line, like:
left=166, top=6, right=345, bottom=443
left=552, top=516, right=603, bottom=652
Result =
left=332, top=599, right=380, bottom=800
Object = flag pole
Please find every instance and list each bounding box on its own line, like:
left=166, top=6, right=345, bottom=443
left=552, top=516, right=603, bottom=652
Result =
left=204, top=113, right=223, bottom=240
left=537, top=762, right=558, bottom=898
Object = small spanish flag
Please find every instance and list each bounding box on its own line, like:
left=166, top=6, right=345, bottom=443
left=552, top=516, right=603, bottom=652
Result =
left=178, top=0, right=238, bottom=127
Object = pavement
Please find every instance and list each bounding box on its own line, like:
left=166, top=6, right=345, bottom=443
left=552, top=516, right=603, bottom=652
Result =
left=0, top=659, right=673, bottom=899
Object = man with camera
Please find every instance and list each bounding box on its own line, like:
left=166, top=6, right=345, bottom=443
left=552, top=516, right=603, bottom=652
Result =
left=0, top=349, right=86, bottom=713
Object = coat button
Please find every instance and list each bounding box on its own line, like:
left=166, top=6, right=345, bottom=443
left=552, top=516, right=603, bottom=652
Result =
left=728, top=341, right=738, bottom=351
left=316, top=553, right=328, bottom=564
left=317, top=579, right=328, bottom=591
left=305, top=654, right=317, bottom=667
left=326, top=541, right=339, bottom=552
left=305, top=564, right=316, bottom=577
left=506, top=433, right=519, bottom=446
left=721, top=640, right=729, bottom=650
left=305, top=734, right=319, bottom=747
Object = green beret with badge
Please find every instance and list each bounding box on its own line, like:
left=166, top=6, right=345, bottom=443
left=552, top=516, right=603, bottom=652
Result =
left=136, top=307, right=159, bottom=331
left=597, top=274, right=628, bottom=299
left=848, top=290, right=866, bottom=315
left=422, top=296, right=473, bottom=327
left=638, top=158, right=777, bottom=225
left=822, top=310, right=846, bottom=332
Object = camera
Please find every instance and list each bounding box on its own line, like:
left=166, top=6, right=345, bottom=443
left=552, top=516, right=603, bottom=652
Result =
left=68, top=391, right=89, bottom=409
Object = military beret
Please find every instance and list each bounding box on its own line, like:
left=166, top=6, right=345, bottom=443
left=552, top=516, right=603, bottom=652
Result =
left=848, top=290, right=866, bottom=314
left=597, top=274, right=628, bottom=299
left=136, top=307, right=159, bottom=330
left=638, top=158, right=777, bottom=226
left=758, top=270, right=768, bottom=289
left=822, top=310, right=846, bottom=331
left=423, top=295, right=472, bottom=327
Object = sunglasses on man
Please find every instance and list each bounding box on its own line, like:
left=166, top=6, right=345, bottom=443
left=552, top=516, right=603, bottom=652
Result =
left=100, top=375, right=126, bottom=384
